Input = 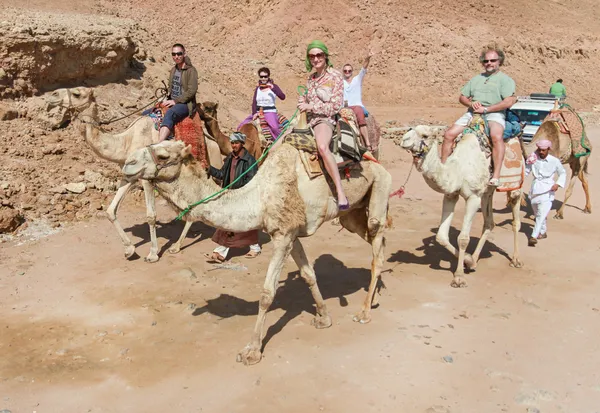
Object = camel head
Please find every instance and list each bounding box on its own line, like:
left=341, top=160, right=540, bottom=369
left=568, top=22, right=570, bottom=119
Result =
left=122, top=141, right=194, bottom=182
left=202, top=101, right=219, bottom=120
left=399, top=125, right=438, bottom=156
left=43, top=87, right=95, bottom=129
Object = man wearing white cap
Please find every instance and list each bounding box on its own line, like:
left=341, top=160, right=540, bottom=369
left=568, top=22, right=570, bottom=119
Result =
left=206, top=132, right=262, bottom=262
left=525, top=139, right=566, bottom=246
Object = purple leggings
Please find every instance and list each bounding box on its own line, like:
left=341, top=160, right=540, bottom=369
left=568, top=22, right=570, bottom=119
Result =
left=238, top=111, right=281, bottom=139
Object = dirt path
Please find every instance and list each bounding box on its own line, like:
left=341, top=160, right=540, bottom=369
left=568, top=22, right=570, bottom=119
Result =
left=1, top=128, right=599, bottom=413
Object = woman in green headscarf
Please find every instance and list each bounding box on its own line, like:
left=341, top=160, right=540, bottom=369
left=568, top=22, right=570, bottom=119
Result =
left=298, top=40, right=349, bottom=210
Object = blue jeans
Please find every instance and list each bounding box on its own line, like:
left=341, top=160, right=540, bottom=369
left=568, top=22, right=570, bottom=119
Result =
left=160, top=103, right=189, bottom=130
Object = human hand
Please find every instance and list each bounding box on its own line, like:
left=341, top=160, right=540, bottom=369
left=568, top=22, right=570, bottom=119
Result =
left=297, top=102, right=313, bottom=112
left=551, top=184, right=559, bottom=192
left=252, top=113, right=259, bottom=120
left=367, top=49, right=374, bottom=59
left=471, top=101, right=482, bottom=111
left=473, top=105, right=486, bottom=114
left=163, top=99, right=176, bottom=108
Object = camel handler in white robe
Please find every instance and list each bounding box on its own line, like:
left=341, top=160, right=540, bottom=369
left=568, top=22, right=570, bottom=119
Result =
left=525, top=139, right=567, bottom=247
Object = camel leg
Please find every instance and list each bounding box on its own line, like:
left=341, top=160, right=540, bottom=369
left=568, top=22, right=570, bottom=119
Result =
left=168, top=220, right=194, bottom=254
left=469, top=188, right=495, bottom=269
left=106, top=181, right=137, bottom=259
left=555, top=162, right=578, bottom=220
left=451, top=195, right=481, bottom=288
left=141, top=180, right=159, bottom=263
left=580, top=160, right=592, bottom=214
left=237, top=232, right=295, bottom=366
left=289, top=239, right=332, bottom=329
left=508, top=190, right=523, bottom=268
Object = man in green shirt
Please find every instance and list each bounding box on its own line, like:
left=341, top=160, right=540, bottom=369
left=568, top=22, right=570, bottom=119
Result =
left=441, top=47, right=517, bottom=186
left=549, top=79, right=566, bottom=99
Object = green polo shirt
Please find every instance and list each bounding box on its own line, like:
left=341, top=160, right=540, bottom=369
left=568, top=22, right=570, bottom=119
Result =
left=461, top=71, right=516, bottom=107
left=549, top=82, right=566, bottom=98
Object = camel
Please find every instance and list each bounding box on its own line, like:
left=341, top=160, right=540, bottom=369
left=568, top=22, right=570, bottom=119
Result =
left=49, top=87, right=223, bottom=262
left=399, top=125, right=523, bottom=288
left=122, top=139, right=393, bottom=365
left=201, top=101, right=263, bottom=160
left=521, top=120, right=592, bottom=219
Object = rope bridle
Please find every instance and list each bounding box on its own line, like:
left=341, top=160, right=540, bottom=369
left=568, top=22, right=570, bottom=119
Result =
left=145, top=144, right=182, bottom=178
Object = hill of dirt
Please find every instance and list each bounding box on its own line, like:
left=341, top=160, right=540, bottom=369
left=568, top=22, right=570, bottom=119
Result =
left=1, top=0, right=600, bottom=232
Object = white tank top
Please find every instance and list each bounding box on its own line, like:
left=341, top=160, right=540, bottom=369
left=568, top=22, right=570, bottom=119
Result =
left=255, top=88, right=277, bottom=112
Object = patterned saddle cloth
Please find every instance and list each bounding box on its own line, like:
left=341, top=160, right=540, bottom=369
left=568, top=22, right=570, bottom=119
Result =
left=546, top=106, right=591, bottom=158
left=252, top=109, right=289, bottom=147
left=460, top=115, right=524, bottom=193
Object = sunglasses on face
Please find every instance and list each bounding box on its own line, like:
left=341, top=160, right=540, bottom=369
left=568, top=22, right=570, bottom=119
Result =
left=171, top=52, right=184, bottom=57
left=308, top=52, right=325, bottom=60
left=343, top=69, right=353, bottom=73
left=259, top=75, right=269, bottom=79
left=482, top=59, right=498, bottom=63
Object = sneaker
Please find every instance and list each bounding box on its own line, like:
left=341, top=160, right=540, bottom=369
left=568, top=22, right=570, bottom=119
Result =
left=528, top=237, right=538, bottom=247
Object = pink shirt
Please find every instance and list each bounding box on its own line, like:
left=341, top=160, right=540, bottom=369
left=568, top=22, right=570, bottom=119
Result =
left=306, top=67, right=344, bottom=126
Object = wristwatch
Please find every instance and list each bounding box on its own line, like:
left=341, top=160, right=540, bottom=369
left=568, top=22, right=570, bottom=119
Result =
left=483, top=108, right=488, bottom=114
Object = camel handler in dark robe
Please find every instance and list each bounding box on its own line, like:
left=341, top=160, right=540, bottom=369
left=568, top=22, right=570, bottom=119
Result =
left=205, top=132, right=261, bottom=263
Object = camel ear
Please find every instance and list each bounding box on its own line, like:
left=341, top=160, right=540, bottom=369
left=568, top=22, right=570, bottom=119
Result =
left=181, top=144, right=193, bottom=159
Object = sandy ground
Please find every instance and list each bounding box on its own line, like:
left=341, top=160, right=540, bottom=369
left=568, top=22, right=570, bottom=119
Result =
left=1, top=124, right=599, bottom=413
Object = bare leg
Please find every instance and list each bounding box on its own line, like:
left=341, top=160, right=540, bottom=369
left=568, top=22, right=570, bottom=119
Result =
left=441, top=124, right=465, bottom=164
left=237, top=232, right=295, bottom=365
left=168, top=220, right=194, bottom=254
left=158, top=125, right=171, bottom=142
left=359, top=125, right=371, bottom=149
left=315, top=123, right=348, bottom=206
left=289, top=239, right=332, bottom=329
left=451, top=195, right=481, bottom=288
left=106, top=181, right=136, bottom=259
left=489, top=121, right=505, bottom=181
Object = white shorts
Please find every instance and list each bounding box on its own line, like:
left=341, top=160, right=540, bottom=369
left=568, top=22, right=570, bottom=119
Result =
left=454, top=111, right=506, bottom=129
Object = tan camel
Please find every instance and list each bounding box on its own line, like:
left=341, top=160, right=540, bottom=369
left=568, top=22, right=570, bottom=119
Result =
left=522, top=120, right=592, bottom=219
left=201, top=101, right=263, bottom=160
left=122, top=140, right=393, bottom=365
left=50, top=87, right=223, bottom=262
left=399, top=125, right=523, bottom=288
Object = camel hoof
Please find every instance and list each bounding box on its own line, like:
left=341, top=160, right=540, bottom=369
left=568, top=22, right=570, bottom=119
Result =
left=236, top=346, right=262, bottom=366
left=144, top=253, right=159, bottom=263
left=583, top=208, right=592, bottom=214
left=311, top=315, right=332, bottom=329
left=451, top=276, right=468, bottom=288
left=510, top=258, right=523, bottom=268
left=167, top=245, right=181, bottom=255
left=124, top=245, right=135, bottom=259
left=352, top=312, right=372, bottom=324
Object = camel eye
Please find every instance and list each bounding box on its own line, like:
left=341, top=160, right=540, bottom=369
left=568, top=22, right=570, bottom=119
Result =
left=71, top=89, right=81, bottom=97
left=157, top=153, right=169, bottom=160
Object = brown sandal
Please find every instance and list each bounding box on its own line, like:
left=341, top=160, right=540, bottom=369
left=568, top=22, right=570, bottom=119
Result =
left=205, top=252, right=226, bottom=263
left=245, top=250, right=261, bottom=259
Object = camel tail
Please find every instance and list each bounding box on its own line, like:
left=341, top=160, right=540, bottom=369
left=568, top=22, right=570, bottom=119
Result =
left=385, top=207, right=393, bottom=229
left=584, top=158, right=589, bottom=175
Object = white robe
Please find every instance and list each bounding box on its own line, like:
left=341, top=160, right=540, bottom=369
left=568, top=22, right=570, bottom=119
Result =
left=525, top=154, right=567, bottom=204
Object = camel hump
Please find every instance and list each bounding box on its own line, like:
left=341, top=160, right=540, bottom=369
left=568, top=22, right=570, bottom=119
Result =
left=532, top=120, right=570, bottom=163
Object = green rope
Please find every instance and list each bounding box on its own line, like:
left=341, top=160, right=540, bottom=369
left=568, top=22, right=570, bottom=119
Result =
left=176, top=85, right=308, bottom=220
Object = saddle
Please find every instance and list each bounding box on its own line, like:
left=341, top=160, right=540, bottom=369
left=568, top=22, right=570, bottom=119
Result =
left=283, top=110, right=369, bottom=179
left=544, top=105, right=591, bottom=158
left=251, top=108, right=290, bottom=148
left=461, top=115, right=524, bottom=193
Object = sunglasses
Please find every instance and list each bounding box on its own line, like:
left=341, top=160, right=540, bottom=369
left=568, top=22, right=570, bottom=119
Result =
left=343, top=69, right=353, bottom=73
left=259, top=75, right=269, bottom=78
left=171, top=52, right=184, bottom=57
left=482, top=59, right=498, bottom=63
left=308, top=52, right=325, bottom=60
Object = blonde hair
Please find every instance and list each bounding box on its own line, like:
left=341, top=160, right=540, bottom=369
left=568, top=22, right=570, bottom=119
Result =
left=479, top=46, right=506, bottom=66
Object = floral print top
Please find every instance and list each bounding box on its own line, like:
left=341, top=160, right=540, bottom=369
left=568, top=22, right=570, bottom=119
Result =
left=306, top=67, right=344, bottom=126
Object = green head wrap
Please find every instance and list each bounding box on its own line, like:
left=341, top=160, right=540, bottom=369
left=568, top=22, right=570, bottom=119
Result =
left=305, top=40, right=333, bottom=72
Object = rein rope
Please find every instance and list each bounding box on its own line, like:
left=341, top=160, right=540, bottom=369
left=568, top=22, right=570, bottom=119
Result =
left=175, top=85, right=309, bottom=220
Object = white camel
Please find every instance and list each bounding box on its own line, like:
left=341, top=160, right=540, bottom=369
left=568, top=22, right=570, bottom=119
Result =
left=122, top=140, right=393, bottom=365
left=399, top=125, right=523, bottom=287
left=48, top=87, right=223, bottom=262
